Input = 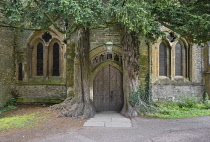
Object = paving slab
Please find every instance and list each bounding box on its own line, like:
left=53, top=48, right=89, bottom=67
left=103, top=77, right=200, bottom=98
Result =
left=83, top=121, right=105, bottom=127
left=111, top=118, right=131, bottom=123
left=105, top=122, right=132, bottom=127
left=83, top=111, right=132, bottom=128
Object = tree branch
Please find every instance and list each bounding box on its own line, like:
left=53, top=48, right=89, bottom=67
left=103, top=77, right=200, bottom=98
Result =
left=0, top=23, right=42, bottom=31
left=32, top=0, right=66, bottom=33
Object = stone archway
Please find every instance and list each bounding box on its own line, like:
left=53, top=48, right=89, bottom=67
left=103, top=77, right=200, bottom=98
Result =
left=93, top=64, right=124, bottom=111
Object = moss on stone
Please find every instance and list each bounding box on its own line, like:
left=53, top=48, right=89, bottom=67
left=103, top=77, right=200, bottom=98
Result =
left=16, top=96, right=66, bottom=104
left=19, top=77, right=65, bottom=85
left=66, top=42, right=75, bottom=88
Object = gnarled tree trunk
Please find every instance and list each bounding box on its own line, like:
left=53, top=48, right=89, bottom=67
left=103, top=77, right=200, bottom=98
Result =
left=51, top=28, right=95, bottom=119
left=121, top=31, right=140, bottom=117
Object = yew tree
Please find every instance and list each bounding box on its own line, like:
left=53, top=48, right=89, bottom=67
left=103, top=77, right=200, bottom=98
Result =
left=0, top=0, right=209, bottom=118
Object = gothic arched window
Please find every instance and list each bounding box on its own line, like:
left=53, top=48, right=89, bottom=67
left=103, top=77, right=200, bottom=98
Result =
left=159, top=42, right=168, bottom=76
left=28, top=31, right=65, bottom=78
left=37, top=42, right=44, bottom=76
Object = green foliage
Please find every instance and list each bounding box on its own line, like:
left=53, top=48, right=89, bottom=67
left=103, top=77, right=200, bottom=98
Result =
left=148, top=96, right=210, bottom=119
left=5, top=98, right=17, bottom=106
left=130, top=74, right=152, bottom=107
left=0, top=98, right=17, bottom=115
left=203, top=94, right=210, bottom=109
left=129, top=74, right=154, bottom=114
left=177, top=96, right=198, bottom=108
left=0, top=0, right=209, bottom=43
left=148, top=107, right=210, bottom=119
left=152, top=0, right=210, bottom=43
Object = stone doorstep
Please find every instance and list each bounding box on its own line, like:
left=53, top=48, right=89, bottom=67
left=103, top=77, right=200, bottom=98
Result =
left=84, top=121, right=132, bottom=128
left=86, top=118, right=112, bottom=122
left=83, top=112, right=132, bottom=127
left=83, top=121, right=105, bottom=127
left=94, top=115, right=123, bottom=119
left=84, top=118, right=132, bottom=127
left=105, top=122, right=132, bottom=128
left=111, top=118, right=131, bottom=123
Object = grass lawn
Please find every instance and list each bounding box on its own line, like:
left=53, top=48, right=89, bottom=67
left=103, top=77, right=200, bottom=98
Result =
left=0, top=111, right=48, bottom=131
left=147, top=101, right=210, bottom=119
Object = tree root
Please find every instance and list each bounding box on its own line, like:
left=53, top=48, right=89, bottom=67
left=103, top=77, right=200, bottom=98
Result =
left=121, top=99, right=149, bottom=118
left=50, top=97, right=96, bottom=119
left=121, top=103, right=138, bottom=118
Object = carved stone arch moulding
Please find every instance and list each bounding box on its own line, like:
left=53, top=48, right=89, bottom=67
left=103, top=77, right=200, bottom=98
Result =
left=90, top=45, right=123, bottom=70
left=27, top=29, right=64, bottom=47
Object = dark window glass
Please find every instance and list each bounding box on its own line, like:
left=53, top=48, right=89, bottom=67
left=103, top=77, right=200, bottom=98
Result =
left=175, top=42, right=183, bottom=76
left=52, top=42, right=60, bottom=76
left=107, top=53, right=112, bottom=60
left=99, top=54, right=105, bottom=62
left=114, top=54, right=119, bottom=62
left=37, top=43, right=43, bottom=76
left=18, top=63, right=23, bottom=80
left=42, top=32, right=52, bottom=42
left=159, top=42, right=167, bottom=76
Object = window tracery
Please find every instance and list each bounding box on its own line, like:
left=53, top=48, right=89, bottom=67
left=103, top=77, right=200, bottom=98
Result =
left=91, top=52, right=122, bottom=68
left=157, top=38, right=190, bottom=79
left=28, top=31, right=64, bottom=78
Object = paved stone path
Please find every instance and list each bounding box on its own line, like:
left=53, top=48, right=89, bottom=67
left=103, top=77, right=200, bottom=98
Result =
left=83, top=111, right=132, bottom=127
left=29, top=116, right=210, bottom=142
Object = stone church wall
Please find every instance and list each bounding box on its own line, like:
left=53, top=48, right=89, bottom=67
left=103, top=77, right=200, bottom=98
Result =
left=151, top=44, right=204, bottom=101
left=12, top=30, right=67, bottom=104
left=13, top=85, right=66, bottom=103
left=0, top=25, right=206, bottom=105
left=0, top=27, right=14, bottom=107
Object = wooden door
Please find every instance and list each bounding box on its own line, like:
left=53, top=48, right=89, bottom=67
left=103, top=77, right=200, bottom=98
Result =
left=93, top=65, right=123, bottom=111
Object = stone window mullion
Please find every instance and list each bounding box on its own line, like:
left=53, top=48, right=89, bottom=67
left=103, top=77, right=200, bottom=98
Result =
left=186, top=47, right=189, bottom=78
left=45, top=45, right=50, bottom=77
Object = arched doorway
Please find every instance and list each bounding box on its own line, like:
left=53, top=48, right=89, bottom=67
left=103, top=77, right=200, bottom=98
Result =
left=93, top=65, right=124, bottom=111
